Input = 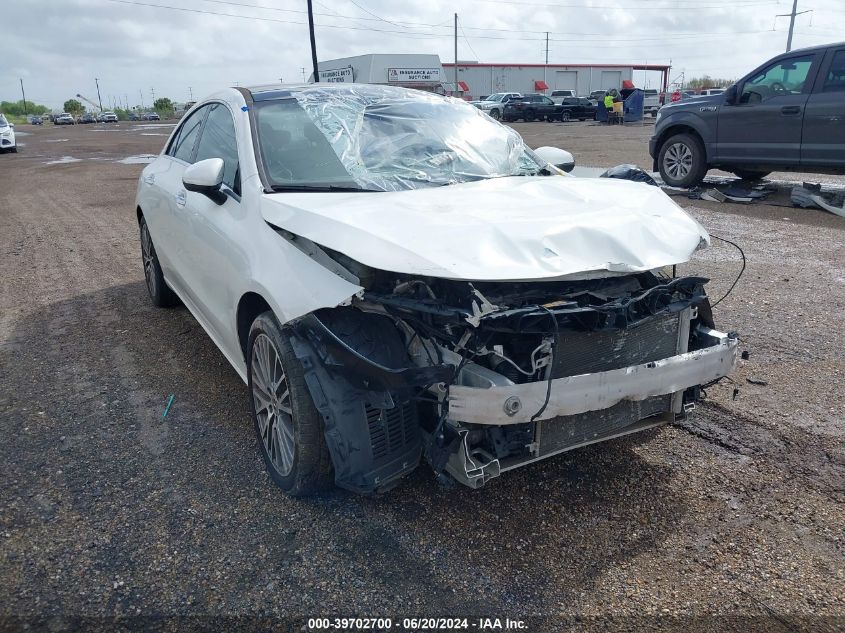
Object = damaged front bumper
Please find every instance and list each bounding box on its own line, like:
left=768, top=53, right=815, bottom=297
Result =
left=441, top=325, right=738, bottom=488
left=448, top=326, right=738, bottom=425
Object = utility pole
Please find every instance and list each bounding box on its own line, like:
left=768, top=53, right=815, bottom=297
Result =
left=544, top=32, right=549, bottom=94
left=139, top=89, right=145, bottom=110
left=307, top=0, right=319, bottom=82
left=454, top=13, right=458, bottom=96
left=151, top=87, right=155, bottom=104
left=19, top=79, right=27, bottom=115
left=95, top=78, right=103, bottom=111
left=188, top=86, right=193, bottom=101
left=301, top=67, right=306, bottom=82
left=776, top=0, right=810, bottom=52
left=280, top=77, right=284, bottom=84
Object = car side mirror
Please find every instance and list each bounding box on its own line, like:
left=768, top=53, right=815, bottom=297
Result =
left=724, top=84, right=738, bottom=105
left=8, top=123, right=14, bottom=128
left=183, top=158, right=227, bottom=204
left=534, top=146, right=575, bottom=173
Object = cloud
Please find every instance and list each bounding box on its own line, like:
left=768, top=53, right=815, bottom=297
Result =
left=2, top=0, right=840, bottom=108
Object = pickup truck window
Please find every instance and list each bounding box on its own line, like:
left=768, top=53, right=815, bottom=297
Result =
left=823, top=50, right=845, bottom=92
left=741, top=55, right=814, bottom=103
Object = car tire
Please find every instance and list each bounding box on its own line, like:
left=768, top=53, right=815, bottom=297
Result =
left=658, top=133, right=708, bottom=188
left=524, top=109, right=535, bottom=122
left=247, top=311, right=333, bottom=497
left=489, top=109, right=501, bottom=120
left=732, top=169, right=771, bottom=181
left=10, top=147, right=17, bottom=153
left=579, top=118, right=586, bottom=122
left=560, top=111, right=571, bottom=122
left=139, top=216, right=178, bottom=307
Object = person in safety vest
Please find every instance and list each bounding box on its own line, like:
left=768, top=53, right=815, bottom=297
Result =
left=603, top=92, right=614, bottom=110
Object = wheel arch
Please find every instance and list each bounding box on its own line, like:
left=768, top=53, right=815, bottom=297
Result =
left=136, top=205, right=143, bottom=224
left=653, top=123, right=707, bottom=171
left=237, top=291, right=273, bottom=361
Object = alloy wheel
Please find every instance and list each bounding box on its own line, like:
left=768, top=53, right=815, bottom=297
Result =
left=251, top=333, right=295, bottom=477
left=140, top=223, right=157, bottom=297
left=663, top=142, right=693, bottom=179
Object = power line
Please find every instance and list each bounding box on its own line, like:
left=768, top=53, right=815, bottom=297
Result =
left=459, top=20, right=480, bottom=60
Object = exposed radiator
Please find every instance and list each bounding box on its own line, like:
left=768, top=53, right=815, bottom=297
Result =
left=552, top=312, right=683, bottom=378
left=538, top=395, right=671, bottom=457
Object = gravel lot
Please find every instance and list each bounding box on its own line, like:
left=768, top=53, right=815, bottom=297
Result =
left=1, top=119, right=843, bottom=632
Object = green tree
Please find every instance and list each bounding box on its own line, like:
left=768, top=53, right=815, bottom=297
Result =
left=153, top=97, right=173, bottom=116
left=64, top=99, right=84, bottom=115
left=0, top=100, right=50, bottom=116
left=686, top=75, right=736, bottom=90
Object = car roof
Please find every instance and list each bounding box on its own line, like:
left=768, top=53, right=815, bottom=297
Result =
left=787, top=40, right=845, bottom=55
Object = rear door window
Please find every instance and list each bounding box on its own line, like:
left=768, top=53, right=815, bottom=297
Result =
left=822, top=50, right=845, bottom=92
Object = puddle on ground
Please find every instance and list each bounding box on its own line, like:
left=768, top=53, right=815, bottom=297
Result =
left=45, top=139, right=69, bottom=143
left=44, top=156, right=82, bottom=165
left=117, top=154, right=157, bottom=164
left=130, top=124, right=176, bottom=131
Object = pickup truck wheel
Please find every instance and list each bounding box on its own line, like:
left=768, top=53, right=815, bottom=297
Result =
left=489, top=109, right=501, bottom=120
left=560, top=111, right=571, bottom=122
left=248, top=312, right=333, bottom=497
left=732, top=169, right=771, bottom=181
left=139, top=217, right=178, bottom=307
left=658, top=133, right=707, bottom=188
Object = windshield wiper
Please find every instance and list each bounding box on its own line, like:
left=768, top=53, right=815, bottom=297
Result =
left=268, top=184, right=376, bottom=193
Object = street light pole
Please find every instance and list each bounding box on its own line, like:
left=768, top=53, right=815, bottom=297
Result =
left=95, top=78, right=103, bottom=112
left=20, top=79, right=27, bottom=116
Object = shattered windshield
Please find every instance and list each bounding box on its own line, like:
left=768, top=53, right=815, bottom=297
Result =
left=255, top=84, right=544, bottom=192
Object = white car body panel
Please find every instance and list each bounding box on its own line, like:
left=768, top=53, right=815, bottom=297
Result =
left=136, top=90, right=362, bottom=380
left=260, top=175, right=709, bottom=281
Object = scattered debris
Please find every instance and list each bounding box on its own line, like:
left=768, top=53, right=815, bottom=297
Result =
left=791, top=184, right=845, bottom=217
left=746, top=377, right=768, bottom=386
left=701, top=189, right=753, bottom=204
left=741, top=350, right=750, bottom=360
left=599, top=164, right=658, bottom=186
left=162, top=394, right=175, bottom=418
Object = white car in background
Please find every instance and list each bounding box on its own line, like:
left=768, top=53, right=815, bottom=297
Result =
left=134, top=83, right=737, bottom=497
left=471, top=92, right=522, bottom=120
left=0, top=114, right=16, bottom=153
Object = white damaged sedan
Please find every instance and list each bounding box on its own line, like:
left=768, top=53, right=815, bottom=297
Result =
left=135, top=84, right=738, bottom=496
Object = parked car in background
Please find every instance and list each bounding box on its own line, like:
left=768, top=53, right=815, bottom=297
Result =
left=78, top=113, right=97, bottom=124
left=550, top=89, right=577, bottom=104
left=643, top=89, right=660, bottom=117
left=128, top=112, right=140, bottom=121
left=98, top=111, right=119, bottom=123
left=54, top=113, right=75, bottom=125
left=0, top=114, right=17, bottom=153
left=141, top=112, right=161, bottom=121
left=135, top=83, right=737, bottom=496
left=503, top=93, right=560, bottom=121
left=651, top=41, right=845, bottom=187
left=29, top=115, right=43, bottom=125
left=472, top=92, right=522, bottom=120
left=558, top=96, right=596, bottom=121
left=699, top=88, right=726, bottom=96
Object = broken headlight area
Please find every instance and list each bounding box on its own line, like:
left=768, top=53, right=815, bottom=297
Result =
left=288, top=267, right=737, bottom=493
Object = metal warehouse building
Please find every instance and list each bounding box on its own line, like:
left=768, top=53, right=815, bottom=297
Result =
left=442, top=62, right=670, bottom=99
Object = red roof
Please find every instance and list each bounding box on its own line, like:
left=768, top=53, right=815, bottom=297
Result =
left=443, top=62, right=670, bottom=71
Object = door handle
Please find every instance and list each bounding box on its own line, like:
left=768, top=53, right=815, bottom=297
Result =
left=143, top=174, right=155, bottom=185
left=781, top=105, right=801, bottom=115
left=175, top=190, right=187, bottom=207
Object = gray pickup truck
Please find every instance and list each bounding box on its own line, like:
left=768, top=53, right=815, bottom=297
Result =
left=650, top=42, right=845, bottom=187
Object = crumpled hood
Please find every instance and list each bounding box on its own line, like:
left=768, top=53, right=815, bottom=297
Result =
left=260, top=176, right=709, bottom=281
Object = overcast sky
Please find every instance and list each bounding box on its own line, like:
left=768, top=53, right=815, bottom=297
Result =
left=2, top=0, right=843, bottom=109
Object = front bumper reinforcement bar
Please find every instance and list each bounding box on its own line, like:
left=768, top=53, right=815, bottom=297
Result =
left=447, top=327, right=738, bottom=425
